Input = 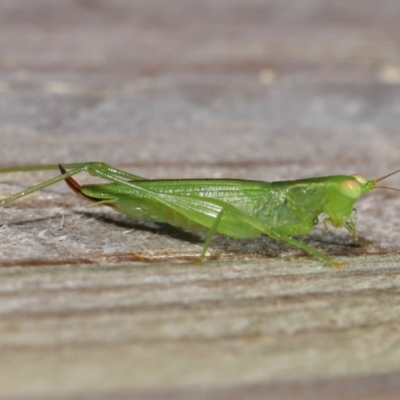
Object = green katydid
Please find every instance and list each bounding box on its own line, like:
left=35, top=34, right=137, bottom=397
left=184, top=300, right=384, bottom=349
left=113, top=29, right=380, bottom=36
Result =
left=0, top=162, right=399, bottom=267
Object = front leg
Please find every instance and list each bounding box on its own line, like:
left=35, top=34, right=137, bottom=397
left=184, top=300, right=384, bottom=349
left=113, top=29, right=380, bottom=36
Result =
left=344, top=209, right=371, bottom=247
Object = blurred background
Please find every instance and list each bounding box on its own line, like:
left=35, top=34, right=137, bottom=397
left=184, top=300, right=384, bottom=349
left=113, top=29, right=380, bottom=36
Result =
left=1, top=0, right=400, bottom=179
left=1, top=1, right=400, bottom=399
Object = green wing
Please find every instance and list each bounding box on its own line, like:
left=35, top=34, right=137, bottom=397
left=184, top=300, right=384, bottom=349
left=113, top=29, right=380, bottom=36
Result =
left=81, top=180, right=269, bottom=238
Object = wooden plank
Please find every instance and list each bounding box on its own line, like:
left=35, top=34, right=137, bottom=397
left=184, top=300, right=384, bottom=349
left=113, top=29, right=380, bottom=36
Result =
left=1, top=1, right=400, bottom=399
left=1, top=256, right=400, bottom=398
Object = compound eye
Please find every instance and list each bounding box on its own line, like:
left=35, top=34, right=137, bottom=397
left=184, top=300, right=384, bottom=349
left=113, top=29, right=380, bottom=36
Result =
left=339, top=179, right=361, bottom=199
left=351, top=174, right=367, bottom=185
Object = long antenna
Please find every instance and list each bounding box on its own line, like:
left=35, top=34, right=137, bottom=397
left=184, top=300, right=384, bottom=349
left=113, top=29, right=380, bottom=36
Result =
left=375, top=167, right=400, bottom=182
left=374, top=185, right=400, bottom=192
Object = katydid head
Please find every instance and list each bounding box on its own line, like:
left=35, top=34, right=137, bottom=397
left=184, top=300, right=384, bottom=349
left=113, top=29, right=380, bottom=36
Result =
left=338, top=167, right=400, bottom=198
left=324, top=168, right=400, bottom=227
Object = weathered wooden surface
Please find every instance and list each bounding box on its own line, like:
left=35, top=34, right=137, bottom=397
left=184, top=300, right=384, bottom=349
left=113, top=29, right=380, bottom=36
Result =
left=1, top=0, right=400, bottom=399
left=1, top=256, right=400, bottom=400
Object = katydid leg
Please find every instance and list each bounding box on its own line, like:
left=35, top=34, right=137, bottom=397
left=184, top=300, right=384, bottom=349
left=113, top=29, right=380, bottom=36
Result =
left=221, top=212, right=341, bottom=267
left=270, top=230, right=341, bottom=268
left=0, top=161, right=143, bottom=208
left=0, top=163, right=93, bottom=207
left=200, top=209, right=224, bottom=259
left=82, top=162, right=146, bottom=181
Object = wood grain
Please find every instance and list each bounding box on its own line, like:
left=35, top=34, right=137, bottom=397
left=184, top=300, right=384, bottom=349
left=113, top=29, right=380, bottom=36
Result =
left=1, top=0, right=400, bottom=399
left=1, top=256, right=400, bottom=398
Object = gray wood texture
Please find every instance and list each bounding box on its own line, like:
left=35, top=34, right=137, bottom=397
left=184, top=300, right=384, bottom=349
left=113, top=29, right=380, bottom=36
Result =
left=1, top=1, right=400, bottom=399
